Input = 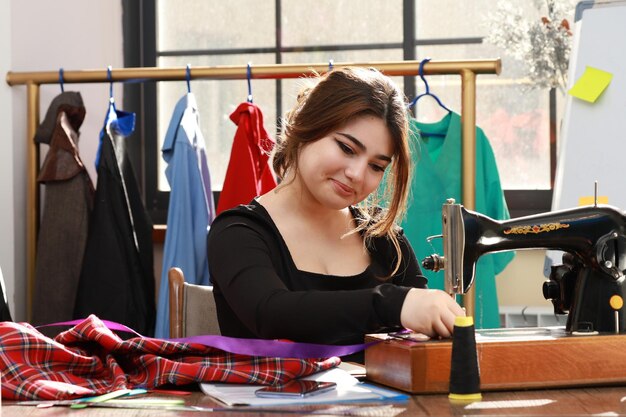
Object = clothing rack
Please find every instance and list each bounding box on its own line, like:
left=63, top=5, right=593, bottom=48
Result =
left=6, top=58, right=501, bottom=320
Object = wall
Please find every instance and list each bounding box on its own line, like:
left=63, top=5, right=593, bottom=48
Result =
left=3, top=0, right=123, bottom=321
left=0, top=2, right=16, bottom=317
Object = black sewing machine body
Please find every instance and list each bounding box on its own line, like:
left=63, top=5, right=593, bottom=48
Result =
left=422, top=201, right=626, bottom=334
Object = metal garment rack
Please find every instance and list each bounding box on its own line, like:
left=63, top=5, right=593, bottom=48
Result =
left=6, top=58, right=501, bottom=320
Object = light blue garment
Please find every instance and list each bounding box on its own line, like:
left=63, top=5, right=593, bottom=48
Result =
left=154, top=93, right=215, bottom=338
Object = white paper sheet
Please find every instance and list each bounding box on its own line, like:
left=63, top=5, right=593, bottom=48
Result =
left=199, top=367, right=407, bottom=407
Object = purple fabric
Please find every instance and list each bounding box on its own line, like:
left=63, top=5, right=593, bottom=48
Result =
left=38, top=319, right=376, bottom=359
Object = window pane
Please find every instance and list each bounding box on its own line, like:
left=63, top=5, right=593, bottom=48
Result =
left=478, top=85, right=550, bottom=190
left=416, top=0, right=538, bottom=39
left=416, top=0, right=574, bottom=40
left=280, top=49, right=405, bottom=113
left=157, top=55, right=277, bottom=191
left=157, top=0, right=275, bottom=51
left=282, top=0, right=402, bottom=46
left=416, top=44, right=550, bottom=190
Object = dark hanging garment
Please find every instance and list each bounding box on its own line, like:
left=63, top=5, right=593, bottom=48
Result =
left=32, top=92, right=94, bottom=326
left=34, top=92, right=86, bottom=144
left=74, top=104, right=155, bottom=336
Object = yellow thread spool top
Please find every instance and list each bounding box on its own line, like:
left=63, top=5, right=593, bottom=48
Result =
left=454, top=316, right=474, bottom=327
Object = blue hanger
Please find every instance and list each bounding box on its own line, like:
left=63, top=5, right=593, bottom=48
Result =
left=185, top=64, right=192, bottom=93
left=409, top=58, right=451, bottom=113
left=246, top=62, right=253, bottom=103
left=58, top=68, right=65, bottom=93
left=107, top=65, right=115, bottom=103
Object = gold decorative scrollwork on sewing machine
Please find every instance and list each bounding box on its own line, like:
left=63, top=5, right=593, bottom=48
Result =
left=503, top=223, right=570, bottom=235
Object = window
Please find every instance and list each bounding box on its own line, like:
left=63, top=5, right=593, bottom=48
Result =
left=123, top=0, right=556, bottom=223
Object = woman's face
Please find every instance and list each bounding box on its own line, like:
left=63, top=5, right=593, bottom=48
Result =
left=296, top=115, right=393, bottom=209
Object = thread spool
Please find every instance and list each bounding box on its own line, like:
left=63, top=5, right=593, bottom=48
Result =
left=448, top=315, right=482, bottom=402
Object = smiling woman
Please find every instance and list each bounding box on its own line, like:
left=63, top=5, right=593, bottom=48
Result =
left=206, top=67, right=464, bottom=362
left=294, top=115, right=393, bottom=209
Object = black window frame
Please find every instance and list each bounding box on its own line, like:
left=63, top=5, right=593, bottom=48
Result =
left=122, top=0, right=554, bottom=224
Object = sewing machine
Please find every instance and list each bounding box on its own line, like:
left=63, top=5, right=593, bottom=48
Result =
left=364, top=199, right=626, bottom=393
left=422, top=198, right=626, bottom=334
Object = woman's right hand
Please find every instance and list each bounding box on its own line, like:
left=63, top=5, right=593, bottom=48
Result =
left=399, top=288, right=465, bottom=338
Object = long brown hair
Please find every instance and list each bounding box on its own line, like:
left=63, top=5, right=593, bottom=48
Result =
left=273, top=67, right=412, bottom=277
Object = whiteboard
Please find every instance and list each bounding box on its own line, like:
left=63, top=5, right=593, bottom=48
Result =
left=553, top=0, right=626, bottom=209
left=546, top=0, right=626, bottom=274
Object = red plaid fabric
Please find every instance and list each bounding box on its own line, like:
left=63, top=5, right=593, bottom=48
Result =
left=0, top=315, right=340, bottom=400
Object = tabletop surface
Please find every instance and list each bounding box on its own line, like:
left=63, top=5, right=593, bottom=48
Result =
left=4, top=385, right=626, bottom=416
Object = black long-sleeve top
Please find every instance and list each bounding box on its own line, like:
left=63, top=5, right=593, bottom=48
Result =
left=207, top=199, right=427, bottom=349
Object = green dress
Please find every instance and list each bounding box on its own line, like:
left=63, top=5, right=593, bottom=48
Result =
left=402, top=112, right=514, bottom=329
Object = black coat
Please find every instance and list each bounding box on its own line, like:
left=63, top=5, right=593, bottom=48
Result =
left=74, top=108, right=155, bottom=336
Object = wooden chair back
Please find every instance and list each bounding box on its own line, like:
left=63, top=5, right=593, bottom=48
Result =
left=168, top=267, right=220, bottom=338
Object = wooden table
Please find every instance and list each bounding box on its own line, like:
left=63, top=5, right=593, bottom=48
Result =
left=3, top=386, right=626, bottom=416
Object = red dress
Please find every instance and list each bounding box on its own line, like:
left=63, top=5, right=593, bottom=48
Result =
left=217, top=102, right=277, bottom=214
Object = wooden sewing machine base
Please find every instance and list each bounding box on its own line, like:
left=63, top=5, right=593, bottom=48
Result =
left=364, top=327, right=626, bottom=393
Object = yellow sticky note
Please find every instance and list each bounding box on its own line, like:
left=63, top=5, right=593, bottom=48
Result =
left=568, top=66, right=613, bottom=103
left=579, top=196, right=609, bottom=206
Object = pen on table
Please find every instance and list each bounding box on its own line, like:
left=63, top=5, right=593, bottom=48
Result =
left=70, top=388, right=137, bottom=409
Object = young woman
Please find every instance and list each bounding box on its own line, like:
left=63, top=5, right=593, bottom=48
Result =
left=207, top=67, right=464, bottom=355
